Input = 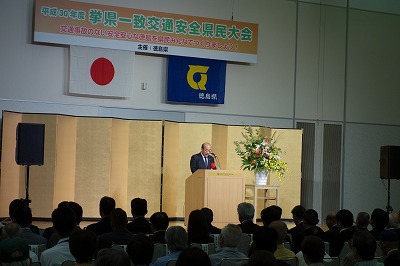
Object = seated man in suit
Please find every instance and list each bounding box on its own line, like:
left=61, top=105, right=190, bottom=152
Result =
left=287, top=205, right=306, bottom=254
left=86, top=196, right=116, bottom=236
left=209, top=224, right=247, bottom=266
left=127, top=198, right=152, bottom=234
left=69, top=228, right=97, bottom=265
left=201, top=207, right=221, bottom=234
left=237, top=202, right=260, bottom=234
left=96, top=208, right=134, bottom=254
left=190, top=142, right=216, bottom=173
left=40, top=206, right=76, bottom=266
left=13, top=205, right=47, bottom=245
left=149, top=211, right=169, bottom=244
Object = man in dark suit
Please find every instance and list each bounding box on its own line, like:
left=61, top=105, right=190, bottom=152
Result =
left=287, top=205, right=306, bottom=254
left=190, top=142, right=216, bottom=173
left=96, top=208, right=134, bottom=254
left=86, top=196, right=115, bottom=236
left=149, top=211, right=169, bottom=244
left=126, top=198, right=152, bottom=234
left=237, top=202, right=260, bottom=234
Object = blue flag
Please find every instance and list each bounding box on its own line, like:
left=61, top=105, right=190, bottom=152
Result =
left=167, top=55, right=226, bottom=104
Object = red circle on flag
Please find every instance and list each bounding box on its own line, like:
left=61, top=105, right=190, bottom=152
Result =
left=90, top=57, right=115, bottom=86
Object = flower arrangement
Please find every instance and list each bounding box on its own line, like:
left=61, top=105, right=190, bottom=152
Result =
left=234, top=126, right=288, bottom=179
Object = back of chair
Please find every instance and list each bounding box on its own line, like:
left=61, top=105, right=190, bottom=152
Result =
left=236, top=233, right=252, bottom=256
left=111, top=244, right=127, bottom=251
left=29, top=244, right=47, bottom=259
left=283, top=241, right=291, bottom=250
left=61, top=260, right=76, bottom=266
left=166, top=259, right=177, bottom=266
left=211, top=234, right=220, bottom=250
left=152, top=243, right=168, bottom=263
left=220, top=258, right=249, bottom=266
left=324, top=241, right=330, bottom=254
left=190, top=243, right=216, bottom=255
left=31, top=262, right=41, bottom=266
left=277, top=258, right=297, bottom=266
left=323, top=257, right=339, bottom=266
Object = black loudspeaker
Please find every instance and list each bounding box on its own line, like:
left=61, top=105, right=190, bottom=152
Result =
left=16, top=123, right=45, bottom=165
left=380, top=145, right=400, bottom=179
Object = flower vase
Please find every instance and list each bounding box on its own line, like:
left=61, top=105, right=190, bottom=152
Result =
left=255, top=170, right=269, bottom=185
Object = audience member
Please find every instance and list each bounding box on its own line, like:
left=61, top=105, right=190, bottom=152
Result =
left=8, top=199, right=40, bottom=235
left=370, top=208, right=389, bottom=240
left=356, top=212, right=370, bottom=231
left=236, top=202, right=260, bottom=234
left=303, top=209, right=325, bottom=239
left=388, top=212, right=400, bottom=229
left=325, top=212, right=337, bottom=230
left=384, top=251, right=400, bottom=266
left=126, top=198, right=152, bottom=234
left=324, top=210, right=340, bottom=256
left=40, top=206, right=76, bottom=266
left=201, top=207, right=221, bottom=234
left=209, top=224, right=247, bottom=266
left=248, top=250, right=278, bottom=266
left=352, top=230, right=383, bottom=265
left=288, top=205, right=306, bottom=253
left=86, top=196, right=116, bottom=236
left=127, top=233, right=154, bottom=266
left=153, top=226, right=188, bottom=266
left=95, top=248, right=131, bottom=266
left=378, top=230, right=399, bottom=264
left=176, top=246, right=211, bottom=266
left=46, top=201, right=83, bottom=248
left=301, top=235, right=324, bottom=266
left=269, top=220, right=296, bottom=260
left=0, top=236, right=31, bottom=266
left=296, top=226, right=331, bottom=266
left=1, top=222, right=39, bottom=263
left=149, top=211, right=169, bottom=244
left=12, top=205, right=47, bottom=245
left=251, top=226, right=278, bottom=255
left=187, top=209, right=213, bottom=245
left=326, top=209, right=354, bottom=257
left=96, top=208, right=134, bottom=253
left=261, top=205, right=283, bottom=226
left=69, top=228, right=97, bottom=265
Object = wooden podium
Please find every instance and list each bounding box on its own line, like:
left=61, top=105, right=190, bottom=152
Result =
left=184, top=170, right=245, bottom=228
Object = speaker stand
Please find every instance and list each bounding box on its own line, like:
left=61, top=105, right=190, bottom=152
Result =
left=386, top=178, right=393, bottom=214
left=24, top=165, right=32, bottom=205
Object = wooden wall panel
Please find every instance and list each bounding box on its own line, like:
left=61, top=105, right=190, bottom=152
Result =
left=127, top=120, right=162, bottom=216
left=74, top=118, right=112, bottom=217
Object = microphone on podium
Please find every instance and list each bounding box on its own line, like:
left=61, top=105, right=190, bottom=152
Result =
left=210, top=152, right=221, bottom=170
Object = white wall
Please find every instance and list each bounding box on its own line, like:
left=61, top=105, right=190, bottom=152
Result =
left=1, top=0, right=400, bottom=218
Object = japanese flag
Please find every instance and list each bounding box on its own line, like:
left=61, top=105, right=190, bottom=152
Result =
left=69, top=46, right=134, bottom=97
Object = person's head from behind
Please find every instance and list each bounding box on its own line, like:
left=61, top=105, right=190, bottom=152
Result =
left=356, top=212, right=370, bottom=229
left=8, top=199, right=27, bottom=218
left=149, top=212, right=169, bottom=232
left=127, top=233, right=154, bottom=265
left=52, top=206, right=76, bottom=238
left=336, top=209, right=354, bottom=230
left=99, top=196, right=116, bottom=218
left=201, top=207, right=214, bottom=224
left=260, top=206, right=281, bottom=226
left=69, top=229, right=97, bottom=263
left=325, top=212, right=336, bottom=229
left=352, top=230, right=377, bottom=261
left=237, top=202, right=255, bottom=222
left=0, top=236, right=30, bottom=266
left=378, top=229, right=399, bottom=256
left=370, top=208, right=389, bottom=229
left=301, top=235, right=325, bottom=265
left=12, top=205, right=32, bottom=228
left=291, top=205, right=306, bottom=225
left=110, top=208, right=128, bottom=230
left=131, top=198, right=148, bottom=217
left=1, top=223, right=23, bottom=240
left=252, top=226, right=278, bottom=253
left=269, top=220, right=288, bottom=245
left=165, top=226, right=188, bottom=252
left=303, top=209, right=319, bottom=228
left=187, top=209, right=209, bottom=236
left=220, top=224, right=242, bottom=248
left=305, top=226, right=325, bottom=240
left=248, top=250, right=277, bottom=266
left=95, top=248, right=131, bottom=266
left=176, top=246, right=211, bottom=266
left=58, top=201, right=83, bottom=226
